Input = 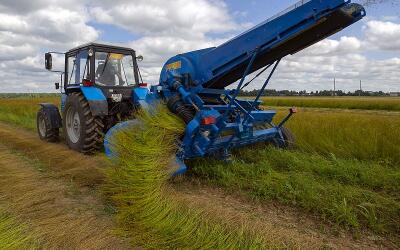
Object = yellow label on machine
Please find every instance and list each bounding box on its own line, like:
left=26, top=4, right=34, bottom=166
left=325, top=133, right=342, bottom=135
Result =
left=110, top=53, right=124, bottom=60
left=166, top=61, right=182, bottom=70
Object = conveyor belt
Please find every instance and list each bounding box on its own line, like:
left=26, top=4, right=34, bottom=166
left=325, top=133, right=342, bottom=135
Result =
left=202, top=2, right=365, bottom=89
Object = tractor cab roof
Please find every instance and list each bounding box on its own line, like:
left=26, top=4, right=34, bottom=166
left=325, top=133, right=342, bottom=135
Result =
left=68, top=42, right=136, bottom=54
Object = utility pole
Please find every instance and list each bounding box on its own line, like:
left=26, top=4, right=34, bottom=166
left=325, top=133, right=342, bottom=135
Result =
left=359, top=80, right=362, bottom=96
left=333, top=78, right=336, bottom=96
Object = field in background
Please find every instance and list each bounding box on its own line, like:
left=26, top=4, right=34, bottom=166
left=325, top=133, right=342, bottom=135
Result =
left=276, top=109, right=400, bottom=165
left=0, top=95, right=399, bottom=245
left=261, top=96, right=400, bottom=111
left=1, top=96, right=397, bottom=165
left=0, top=96, right=59, bottom=130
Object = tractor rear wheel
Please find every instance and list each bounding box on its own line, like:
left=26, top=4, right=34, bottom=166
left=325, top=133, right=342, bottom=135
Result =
left=37, top=108, right=59, bottom=142
left=63, top=92, right=104, bottom=154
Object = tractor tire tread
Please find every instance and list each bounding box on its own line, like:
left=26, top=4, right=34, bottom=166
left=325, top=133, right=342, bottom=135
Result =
left=37, top=108, right=59, bottom=143
left=64, top=92, right=104, bottom=154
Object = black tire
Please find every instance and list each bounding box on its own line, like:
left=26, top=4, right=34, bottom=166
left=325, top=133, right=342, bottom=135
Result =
left=37, top=108, right=59, bottom=143
left=63, top=92, right=104, bottom=154
left=278, top=126, right=296, bottom=149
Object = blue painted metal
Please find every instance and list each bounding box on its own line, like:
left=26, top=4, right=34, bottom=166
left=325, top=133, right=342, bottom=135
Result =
left=132, top=87, right=159, bottom=110
left=133, top=87, right=149, bottom=101
left=61, top=94, right=67, bottom=112
left=80, top=86, right=109, bottom=116
left=154, top=0, right=365, bottom=169
left=252, top=59, right=281, bottom=108
left=104, top=120, right=142, bottom=158
left=172, top=158, right=188, bottom=176
left=81, top=86, right=107, bottom=101
left=159, top=0, right=366, bottom=90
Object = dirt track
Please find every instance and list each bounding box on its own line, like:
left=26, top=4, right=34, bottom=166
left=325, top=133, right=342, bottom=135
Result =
left=0, top=145, right=129, bottom=249
left=0, top=123, right=130, bottom=249
left=0, top=121, right=393, bottom=249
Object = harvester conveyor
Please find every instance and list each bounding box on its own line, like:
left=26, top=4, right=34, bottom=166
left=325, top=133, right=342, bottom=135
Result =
left=154, top=0, right=365, bottom=173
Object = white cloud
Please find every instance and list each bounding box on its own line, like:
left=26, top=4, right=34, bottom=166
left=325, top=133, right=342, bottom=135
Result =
left=89, top=0, right=240, bottom=39
left=131, top=36, right=226, bottom=83
left=0, top=1, right=398, bottom=93
left=244, top=34, right=400, bottom=92
left=363, top=20, right=400, bottom=50
left=0, top=1, right=101, bottom=92
left=296, top=36, right=362, bottom=57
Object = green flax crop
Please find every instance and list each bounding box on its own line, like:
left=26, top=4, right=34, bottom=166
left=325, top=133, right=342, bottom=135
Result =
left=104, top=105, right=268, bottom=249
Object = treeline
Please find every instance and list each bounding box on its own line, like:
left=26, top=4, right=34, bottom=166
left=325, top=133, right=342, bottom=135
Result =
left=0, top=90, right=395, bottom=98
left=0, top=93, right=60, bottom=99
left=240, top=89, right=392, bottom=97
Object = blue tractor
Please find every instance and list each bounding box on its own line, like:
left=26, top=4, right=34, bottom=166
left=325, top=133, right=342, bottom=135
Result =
left=39, top=43, right=150, bottom=153
left=39, top=0, right=365, bottom=171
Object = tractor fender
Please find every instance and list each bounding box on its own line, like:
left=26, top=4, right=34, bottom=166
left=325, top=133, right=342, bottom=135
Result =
left=80, top=87, right=108, bottom=116
left=39, top=103, right=62, bottom=129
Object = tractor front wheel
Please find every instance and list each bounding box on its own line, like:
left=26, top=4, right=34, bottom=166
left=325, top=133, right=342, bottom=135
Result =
left=37, top=108, right=59, bottom=142
left=63, top=92, right=104, bottom=154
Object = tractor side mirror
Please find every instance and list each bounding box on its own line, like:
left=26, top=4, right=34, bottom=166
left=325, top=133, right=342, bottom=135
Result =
left=55, top=82, right=60, bottom=90
left=136, top=55, right=143, bottom=62
left=45, top=53, right=53, bottom=71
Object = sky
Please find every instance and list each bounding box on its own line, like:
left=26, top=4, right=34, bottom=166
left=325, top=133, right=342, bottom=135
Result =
left=0, top=0, right=399, bottom=93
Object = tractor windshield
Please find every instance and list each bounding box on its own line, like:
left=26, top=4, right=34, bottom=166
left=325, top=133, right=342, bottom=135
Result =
left=95, top=52, right=136, bottom=87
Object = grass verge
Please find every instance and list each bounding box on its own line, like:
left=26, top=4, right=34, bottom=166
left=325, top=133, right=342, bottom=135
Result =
left=189, top=146, right=400, bottom=236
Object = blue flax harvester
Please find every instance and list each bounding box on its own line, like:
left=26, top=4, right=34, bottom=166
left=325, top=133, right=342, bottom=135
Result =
left=39, top=0, right=365, bottom=174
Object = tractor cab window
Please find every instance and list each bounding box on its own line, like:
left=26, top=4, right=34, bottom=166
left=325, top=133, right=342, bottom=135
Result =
left=67, top=51, right=90, bottom=85
left=95, top=52, right=135, bottom=87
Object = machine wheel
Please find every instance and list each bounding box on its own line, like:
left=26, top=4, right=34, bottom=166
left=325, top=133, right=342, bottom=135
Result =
left=63, top=92, right=104, bottom=154
left=37, top=108, right=59, bottom=142
left=277, top=126, right=296, bottom=149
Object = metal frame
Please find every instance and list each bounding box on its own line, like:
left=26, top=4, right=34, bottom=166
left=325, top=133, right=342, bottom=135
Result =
left=175, top=47, right=290, bottom=161
left=209, top=56, right=286, bottom=153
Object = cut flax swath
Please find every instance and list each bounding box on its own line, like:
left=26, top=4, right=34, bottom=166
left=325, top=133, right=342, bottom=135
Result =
left=104, top=105, right=267, bottom=249
left=0, top=208, right=37, bottom=250
left=0, top=144, right=128, bottom=249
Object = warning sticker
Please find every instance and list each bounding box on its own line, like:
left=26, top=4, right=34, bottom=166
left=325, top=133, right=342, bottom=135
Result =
left=166, top=61, right=182, bottom=70
left=109, top=53, right=124, bottom=60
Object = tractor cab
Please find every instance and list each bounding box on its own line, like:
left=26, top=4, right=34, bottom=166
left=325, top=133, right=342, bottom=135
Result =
left=40, top=43, right=151, bottom=153
left=65, top=43, right=140, bottom=88
left=45, top=43, right=143, bottom=100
